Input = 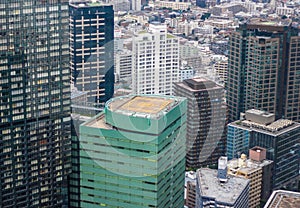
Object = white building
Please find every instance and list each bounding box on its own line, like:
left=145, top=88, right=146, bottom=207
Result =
left=212, top=55, right=228, bottom=85
left=132, top=23, right=179, bottom=95
left=115, top=49, right=132, bottom=83
left=131, top=0, right=141, bottom=11
left=179, top=63, right=195, bottom=82
left=276, top=6, right=294, bottom=16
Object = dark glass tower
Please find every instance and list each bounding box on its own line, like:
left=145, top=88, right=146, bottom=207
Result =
left=226, top=18, right=300, bottom=123
left=174, top=78, right=227, bottom=168
left=70, top=2, right=114, bottom=104
left=0, top=1, right=71, bottom=207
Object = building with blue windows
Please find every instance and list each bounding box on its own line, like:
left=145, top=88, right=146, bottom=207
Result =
left=70, top=1, right=114, bottom=104
left=227, top=125, right=250, bottom=160
left=226, top=109, right=300, bottom=190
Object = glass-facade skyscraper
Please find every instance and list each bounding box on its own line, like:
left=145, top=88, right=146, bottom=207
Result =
left=174, top=78, right=227, bottom=168
left=227, top=18, right=300, bottom=122
left=78, top=95, right=187, bottom=207
left=70, top=2, right=114, bottom=104
left=0, top=1, right=71, bottom=207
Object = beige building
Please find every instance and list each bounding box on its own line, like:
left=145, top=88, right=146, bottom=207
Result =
left=227, top=147, right=273, bottom=208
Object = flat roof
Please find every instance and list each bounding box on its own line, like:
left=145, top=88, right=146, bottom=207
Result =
left=264, top=190, right=300, bottom=208
left=247, top=18, right=292, bottom=28
left=84, top=113, right=112, bottom=129
left=108, top=96, right=176, bottom=116
left=230, top=119, right=300, bottom=136
left=228, top=158, right=273, bottom=175
left=197, top=168, right=249, bottom=205
left=176, top=77, right=223, bottom=92
left=70, top=1, right=111, bottom=8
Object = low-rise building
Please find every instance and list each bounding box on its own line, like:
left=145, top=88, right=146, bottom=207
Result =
left=227, top=147, right=273, bottom=208
left=196, top=157, right=250, bottom=208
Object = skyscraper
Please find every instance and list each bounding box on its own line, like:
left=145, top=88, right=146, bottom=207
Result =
left=78, top=95, right=187, bottom=207
left=227, top=109, right=300, bottom=190
left=0, top=1, right=71, bottom=207
left=70, top=2, right=114, bottom=104
left=174, top=78, right=227, bottom=168
left=132, top=23, right=179, bottom=95
left=227, top=18, right=300, bottom=122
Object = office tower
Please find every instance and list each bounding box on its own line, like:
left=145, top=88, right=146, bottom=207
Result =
left=227, top=109, right=300, bottom=190
left=264, top=190, right=300, bottom=208
left=174, top=78, right=227, bottom=168
left=227, top=149, right=273, bottom=208
left=227, top=18, right=300, bottom=122
left=132, top=23, right=179, bottom=95
left=78, top=95, right=187, bottom=207
left=195, top=162, right=250, bottom=208
left=0, top=1, right=71, bottom=207
left=70, top=2, right=114, bottom=104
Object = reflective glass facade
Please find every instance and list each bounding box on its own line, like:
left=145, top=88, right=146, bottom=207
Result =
left=226, top=20, right=300, bottom=122
left=227, top=121, right=300, bottom=189
left=70, top=3, right=114, bottom=104
left=0, top=1, right=71, bottom=207
left=78, top=95, right=187, bottom=207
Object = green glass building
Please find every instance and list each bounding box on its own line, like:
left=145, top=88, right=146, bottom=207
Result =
left=78, top=95, right=187, bottom=207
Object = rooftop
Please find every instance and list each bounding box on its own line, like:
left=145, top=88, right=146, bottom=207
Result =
left=228, top=158, right=273, bottom=175
left=70, top=1, right=111, bottom=8
left=83, top=113, right=112, bottom=129
left=247, top=18, right=292, bottom=27
left=106, top=95, right=181, bottom=118
left=231, top=109, right=299, bottom=135
left=176, top=77, right=223, bottom=92
left=197, top=168, right=249, bottom=205
left=264, top=190, right=300, bottom=208
left=232, top=119, right=299, bottom=136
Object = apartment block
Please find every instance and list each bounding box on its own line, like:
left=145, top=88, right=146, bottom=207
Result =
left=132, top=23, right=179, bottom=95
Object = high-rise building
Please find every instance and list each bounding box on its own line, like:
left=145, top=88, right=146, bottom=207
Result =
left=174, top=78, right=227, bottom=168
left=195, top=161, right=250, bottom=208
left=227, top=148, right=273, bottom=208
left=227, top=18, right=300, bottom=122
left=227, top=109, right=300, bottom=190
left=70, top=2, right=114, bottom=104
left=78, top=95, right=187, bottom=207
left=132, top=23, right=179, bottom=95
left=0, top=1, right=71, bottom=207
